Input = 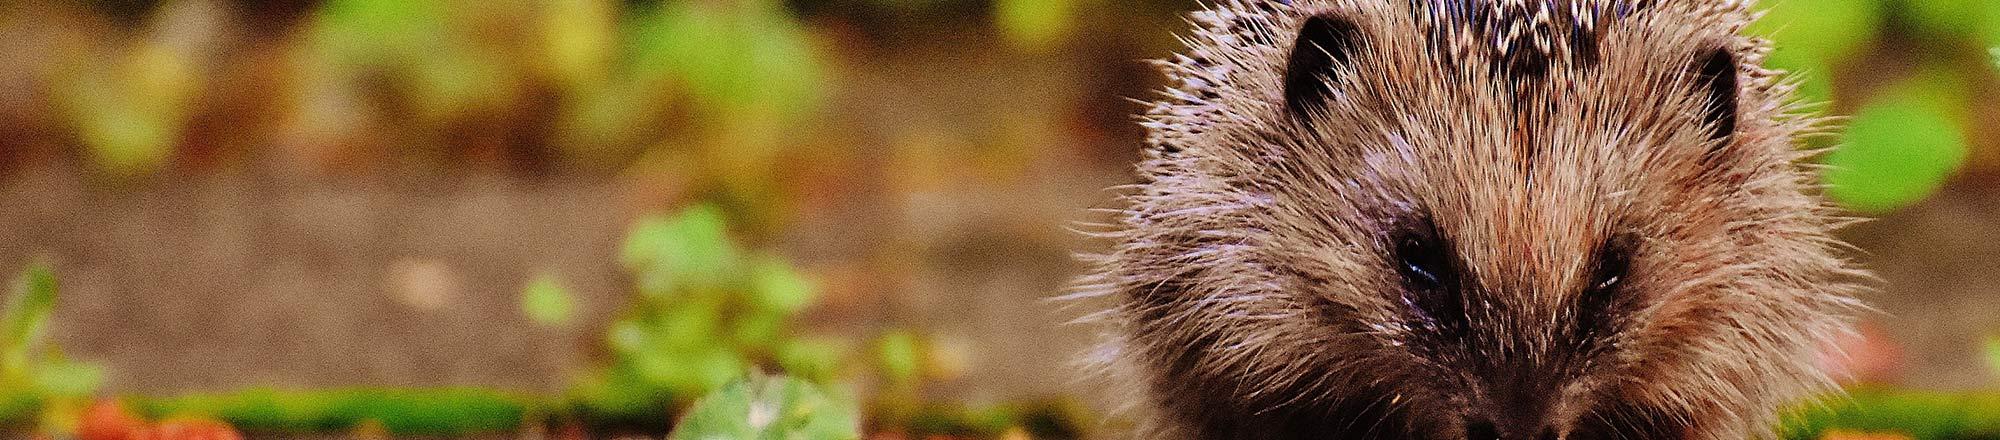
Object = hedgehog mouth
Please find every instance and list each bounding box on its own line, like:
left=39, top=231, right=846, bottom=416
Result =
left=1241, top=391, right=1691, bottom=440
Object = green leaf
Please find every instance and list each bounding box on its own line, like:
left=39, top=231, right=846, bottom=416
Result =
left=570, top=366, right=664, bottom=420
left=314, top=0, right=447, bottom=64
left=1983, top=3, right=2000, bottom=47
left=1, top=263, right=58, bottom=377
left=1823, top=74, right=1972, bottom=213
left=657, top=299, right=726, bottom=352
left=621, top=205, right=742, bottom=296
left=628, top=344, right=745, bottom=398
left=875, top=331, right=923, bottom=389
left=1748, top=0, right=1882, bottom=66
left=606, top=319, right=651, bottom=355
left=1907, top=0, right=1988, bottom=37
left=748, top=256, right=815, bottom=316
left=995, top=0, right=1080, bottom=51
left=59, top=43, right=197, bottom=179
left=0, top=392, right=36, bottom=426
left=541, top=0, right=616, bottom=89
left=1765, top=48, right=1837, bottom=105
left=625, top=0, right=824, bottom=120
left=1780, top=388, right=2000, bottom=439
left=667, top=374, right=859, bottom=440
left=521, top=273, right=578, bottom=327
left=620, top=216, right=675, bottom=273
left=32, top=357, right=102, bottom=398
left=775, top=338, right=847, bottom=382
left=732, top=312, right=786, bottom=351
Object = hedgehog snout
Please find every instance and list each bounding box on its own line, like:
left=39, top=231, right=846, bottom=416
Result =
left=1459, top=373, right=1572, bottom=440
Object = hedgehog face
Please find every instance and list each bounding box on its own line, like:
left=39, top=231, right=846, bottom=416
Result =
left=1099, top=1, right=1862, bottom=440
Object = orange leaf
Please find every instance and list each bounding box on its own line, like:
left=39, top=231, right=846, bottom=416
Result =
left=78, top=399, right=145, bottom=440
left=137, top=418, right=242, bottom=440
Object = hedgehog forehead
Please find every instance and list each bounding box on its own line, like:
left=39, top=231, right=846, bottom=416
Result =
left=1411, top=0, right=1653, bottom=79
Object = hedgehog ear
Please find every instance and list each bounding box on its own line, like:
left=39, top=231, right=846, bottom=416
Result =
left=1693, top=47, right=1739, bottom=144
left=1283, top=14, right=1364, bottom=124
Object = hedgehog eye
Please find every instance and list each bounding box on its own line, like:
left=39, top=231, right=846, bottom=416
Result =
left=1391, top=218, right=1466, bottom=333
left=1576, top=235, right=1636, bottom=342
left=1283, top=14, right=1364, bottom=124
left=1397, top=237, right=1450, bottom=290
left=1585, top=236, right=1634, bottom=297
left=1693, top=48, right=1739, bottom=143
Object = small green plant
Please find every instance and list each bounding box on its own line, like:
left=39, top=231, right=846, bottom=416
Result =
left=521, top=273, right=579, bottom=328
left=666, top=373, right=859, bottom=440
left=994, top=0, right=1085, bottom=51
left=1750, top=1, right=1994, bottom=215
left=566, top=205, right=847, bottom=428
left=0, top=263, right=103, bottom=429
left=1822, top=74, right=1972, bottom=214
left=1782, top=389, right=2000, bottom=439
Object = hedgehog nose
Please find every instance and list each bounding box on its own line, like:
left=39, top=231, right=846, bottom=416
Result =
left=1465, top=379, right=1563, bottom=440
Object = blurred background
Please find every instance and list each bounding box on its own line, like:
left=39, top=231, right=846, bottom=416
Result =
left=0, top=0, right=1995, bottom=438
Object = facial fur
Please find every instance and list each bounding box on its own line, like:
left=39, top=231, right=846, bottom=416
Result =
left=1076, top=1, right=1866, bottom=439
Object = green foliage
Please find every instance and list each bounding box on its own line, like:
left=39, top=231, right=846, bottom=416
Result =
left=873, top=330, right=923, bottom=392
left=522, top=273, right=579, bottom=327
left=572, top=204, right=845, bottom=425
left=1749, top=0, right=1994, bottom=214
left=622, top=205, right=741, bottom=296
left=309, top=0, right=520, bottom=125
left=625, top=0, right=824, bottom=122
left=1750, top=0, right=1881, bottom=64
left=1823, top=74, right=1971, bottom=213
left=541, top=0, right=617, bottom=90
left=667, top=374, right=859, bottom=440
left=134, top=387, right=529, bottom=435
left=995, top=0, right=1082, bottom=51
left=0, top=262, right=103, bottom=428
left=1, top=264, right=58, bottom=372
left=1910, top=0, right=2000, bottom=46
left=57, top=42, right=201, bottom=179
left=1782, top=389, right=2000, bottom=439
left=1749, top=0, right=1881, bottom=103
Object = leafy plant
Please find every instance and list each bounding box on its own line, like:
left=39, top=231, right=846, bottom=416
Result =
left=0, top=262, right=103, bottom=429
left=1822, top=74, right=1971, bottom=213
left=1748, top=0, right=1993, bottom=214
left=567, top=205, right=846, bottom=427
left=57, top=40, right=202, bottom=179
left=1782, top=389, right=2000, bottom=440
left=522, top=273, right=579, bottom=328
left=666, top=373, right=859, bottom=440
left=994, top=0, right=1083, bottom=51
left=1748, top=0, right=1881, bottom=103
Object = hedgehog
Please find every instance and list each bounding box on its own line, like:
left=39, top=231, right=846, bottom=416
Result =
left=1073, top=0, right=1868, bottom=439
